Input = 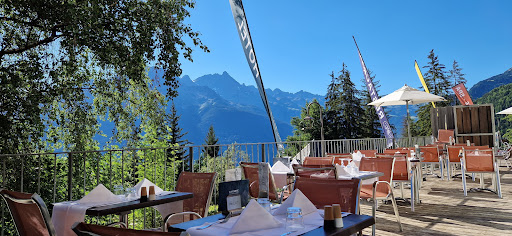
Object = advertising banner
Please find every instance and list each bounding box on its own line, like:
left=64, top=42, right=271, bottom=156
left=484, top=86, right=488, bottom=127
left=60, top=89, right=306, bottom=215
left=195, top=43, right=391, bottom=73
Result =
left=452, top=83, right=474, bottom=105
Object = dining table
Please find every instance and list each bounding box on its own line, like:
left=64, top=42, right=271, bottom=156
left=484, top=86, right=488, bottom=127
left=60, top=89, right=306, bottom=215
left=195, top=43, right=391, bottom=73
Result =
left=168, top=212, right=375, bottom=236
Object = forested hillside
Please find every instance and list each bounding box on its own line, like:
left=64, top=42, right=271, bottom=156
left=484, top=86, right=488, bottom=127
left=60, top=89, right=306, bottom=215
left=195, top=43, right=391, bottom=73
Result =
left=476, top=83, right=512, bottom=140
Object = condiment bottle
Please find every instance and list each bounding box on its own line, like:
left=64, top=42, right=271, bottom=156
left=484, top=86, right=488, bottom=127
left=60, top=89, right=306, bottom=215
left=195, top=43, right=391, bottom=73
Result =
left=323, top=205, right=335, bottom=230
left=332, top=204, right=343, bottom=228
left=149, top=186, right=156, bottom=201
left=140, top=187, right=148, bottom=202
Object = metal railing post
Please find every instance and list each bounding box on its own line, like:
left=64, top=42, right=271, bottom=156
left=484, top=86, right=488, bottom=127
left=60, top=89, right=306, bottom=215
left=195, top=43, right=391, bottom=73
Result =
left=68, top=153, right=73, bottom=201
left=261, top=144, right=265, bottom=163
left=189, top=147, right=193, bottom=172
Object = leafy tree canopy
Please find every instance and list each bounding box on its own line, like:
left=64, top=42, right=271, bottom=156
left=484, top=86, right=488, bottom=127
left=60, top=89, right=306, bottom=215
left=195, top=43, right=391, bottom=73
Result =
left=0, top=0, right=208, bottom=154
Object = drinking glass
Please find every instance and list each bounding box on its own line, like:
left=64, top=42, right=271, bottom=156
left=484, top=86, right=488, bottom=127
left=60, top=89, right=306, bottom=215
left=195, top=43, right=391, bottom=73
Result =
left=257, top=198, right=271, bottom=213
left=286, top=207, right=304, bottom=231
left=125, top=187, right=136, bottom=199
left=113, top=185, right=124, bottom=196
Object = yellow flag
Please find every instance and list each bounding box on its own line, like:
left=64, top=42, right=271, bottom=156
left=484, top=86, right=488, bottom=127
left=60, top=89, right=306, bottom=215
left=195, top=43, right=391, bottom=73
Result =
left=414, top=60, right=436, bottom=108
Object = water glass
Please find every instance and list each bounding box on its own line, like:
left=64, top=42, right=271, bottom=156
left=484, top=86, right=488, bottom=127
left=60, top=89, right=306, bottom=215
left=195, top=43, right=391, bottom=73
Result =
left=257, top=198, right=271, bottom=213
left=125, top=187, right=136, bottom=199
left=113, top=185, right=124, bottom=196
left=286, top=207, right=304, bottom=231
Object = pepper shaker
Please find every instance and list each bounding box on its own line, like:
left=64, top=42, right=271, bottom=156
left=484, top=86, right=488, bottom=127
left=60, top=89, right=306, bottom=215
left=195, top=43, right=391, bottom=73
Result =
left=140, top=187, right=148, bottom=202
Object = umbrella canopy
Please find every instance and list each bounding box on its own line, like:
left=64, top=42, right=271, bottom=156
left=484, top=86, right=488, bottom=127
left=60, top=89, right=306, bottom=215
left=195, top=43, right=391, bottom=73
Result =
left=368, top=84, right=446, bottom=106
left=497, top=106, right=512, bottom=115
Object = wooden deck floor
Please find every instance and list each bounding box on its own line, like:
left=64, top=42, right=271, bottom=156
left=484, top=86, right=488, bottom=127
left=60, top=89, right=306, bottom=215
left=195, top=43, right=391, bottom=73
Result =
left=359, top=166, right=512, bottom=235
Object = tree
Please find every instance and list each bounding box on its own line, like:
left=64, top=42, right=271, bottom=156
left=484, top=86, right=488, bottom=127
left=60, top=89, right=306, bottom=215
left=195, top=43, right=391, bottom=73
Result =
left=449, top=60, right=466, bottom=105
left=359, top=70, right=384, bottom=138
left=415, top=50, right=452, bottom=136
left=0, top=0, right=208, bottom=154
left=203, top=125, right=219, bottom=158
left=167, top=102, right=190, bottom=160
left=324, top=71, right=344, bottom=139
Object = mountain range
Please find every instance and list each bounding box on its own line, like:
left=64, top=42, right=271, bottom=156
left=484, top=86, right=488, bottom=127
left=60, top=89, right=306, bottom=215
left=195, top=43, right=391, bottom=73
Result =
left=468, top=67, right=512, bottom=99
left=148, top=69, right=325, bottom=144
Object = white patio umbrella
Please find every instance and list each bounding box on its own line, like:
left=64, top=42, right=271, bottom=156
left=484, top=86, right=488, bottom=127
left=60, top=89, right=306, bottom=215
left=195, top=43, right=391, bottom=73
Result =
left=497, top=106, right=512, bottom=115
left=368, top=84, right=447, bottom=145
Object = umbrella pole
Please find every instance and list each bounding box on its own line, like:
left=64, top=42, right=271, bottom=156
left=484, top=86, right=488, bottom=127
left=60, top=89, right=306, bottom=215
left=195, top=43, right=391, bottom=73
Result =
left=407, top=100, right=412, bottom=146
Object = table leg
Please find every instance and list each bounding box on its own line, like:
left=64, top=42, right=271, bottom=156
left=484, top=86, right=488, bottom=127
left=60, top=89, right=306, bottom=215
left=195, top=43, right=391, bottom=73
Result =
left=119, top=211, right=129, bottom=226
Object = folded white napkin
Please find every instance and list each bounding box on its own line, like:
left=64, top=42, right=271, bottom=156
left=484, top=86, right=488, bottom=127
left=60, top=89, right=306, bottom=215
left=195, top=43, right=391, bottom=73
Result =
left=78, top=184, right=121, bottom=204
left=52, top=184, right=121, bottom=236
left=273, top=189, right=317, bottom=216
left=335, top=164, right=352, bottom=180
left=129, top=179, right=182, bottom=219
left=230, top=199, right=282, bottom=234
left=351, top=151, right=363, bottom=161
left=271, top=161, right=291, bottom=173
left=291, top=158, right=299, bottom=165
left=345, top=161, right=360, bottom=176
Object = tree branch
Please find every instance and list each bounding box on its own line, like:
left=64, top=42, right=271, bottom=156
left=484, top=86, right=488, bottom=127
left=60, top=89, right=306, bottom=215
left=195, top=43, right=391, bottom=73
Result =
left=0, top=23, right=68, bottom=58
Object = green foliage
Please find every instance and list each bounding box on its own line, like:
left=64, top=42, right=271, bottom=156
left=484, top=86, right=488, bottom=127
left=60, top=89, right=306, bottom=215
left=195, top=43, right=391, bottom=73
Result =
left=203, top=125, right=220, bottom=158
left=476, top=83, right=512, bottom=141
left=359, top=71, right=384, bottom=138
left=414, top=50, right=454, bottom=136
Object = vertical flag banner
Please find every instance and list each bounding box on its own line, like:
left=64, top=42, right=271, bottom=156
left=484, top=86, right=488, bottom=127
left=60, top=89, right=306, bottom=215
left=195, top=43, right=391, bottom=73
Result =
left=229, top=0, right=283, bottom=146
left=353, top=37, right=394, bottom=148
left=452, top=83, right=474, bottom=105
left=414, top=60, right=436, bottom=108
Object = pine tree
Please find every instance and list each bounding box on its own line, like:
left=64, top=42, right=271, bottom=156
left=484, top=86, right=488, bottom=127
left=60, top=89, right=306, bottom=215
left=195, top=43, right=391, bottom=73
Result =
left=167, top=102, right=190, bottom=162
left=339, top=64, right=364, bottom=139
left=449, top=60, right=466, bottom=105
left=324, top=71, right=344, bottom=139
left=415, top=50, right=452, bottom=136
left=203, top=125, right=219, bottom=158
left=359, top=70, right=384, bottom=138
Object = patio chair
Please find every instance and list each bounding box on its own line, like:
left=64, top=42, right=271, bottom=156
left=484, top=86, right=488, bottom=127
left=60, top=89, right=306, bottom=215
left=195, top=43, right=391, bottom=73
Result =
left=353, top=149, right=378, bottom=158
left=240, top=162, right=288, bottom=203
left=293, top=177, right=361, bottom=214
left=163, top=172, right=217, bottom=230
left=303, top=156, right=334, bottom=166
left=446, top=145, right=488, bottom=180
left=292, top=164, right=337, bottom=179
left=0, top=189, right=56, bottom=236
left=384, top=148, right=411, bottom=157
left=359, top=157, right=403, bottom=236
left=73, top=222, right=183, bottom=236
left=438, top=129, right=454, bottom=143
left=461, top=148, right=502, bottom=198
left=333, top=156, right=352, bottom=166
left=420, top=145, right=444, bottom=179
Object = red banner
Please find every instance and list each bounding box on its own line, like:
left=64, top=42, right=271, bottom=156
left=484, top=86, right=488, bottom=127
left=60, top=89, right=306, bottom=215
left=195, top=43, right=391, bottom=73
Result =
left=452, top=83, right=474, bottom=105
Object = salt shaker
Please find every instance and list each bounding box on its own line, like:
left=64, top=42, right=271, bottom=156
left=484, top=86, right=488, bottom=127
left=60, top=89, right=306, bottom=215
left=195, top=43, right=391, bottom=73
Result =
left=332, top=204, right=343, bottom=228
left=149, top=186, right=156, bottom=201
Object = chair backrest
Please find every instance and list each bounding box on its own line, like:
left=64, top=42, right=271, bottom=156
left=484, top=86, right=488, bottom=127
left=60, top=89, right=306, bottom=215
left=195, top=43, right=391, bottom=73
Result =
left=292, top=164, right=337, bottom=179
left=333, top=157, right=352, bottom=166
left=303, top=156, right=334, bottom=166
left=0, top=189, right=55, bottom=236
left=326, top=153, right=352, bottom=158
left=240, top=162, right=279, bottom=200
left=462, top=148, right=495, bottom=172
left=447, top=145, right=464, bottom=162
left=438, top=129, right=454, bottom=143
left=293, top=177, right=361, bottom=214
left=359, top=157, right=395, bottom=194
left=175, top=172, right=217, bottom=218
left=384, top=149, right=411, bottom=157
left=72, top=222, right=181, bottom=236
left=353, top=150, right=378, bottom=158
left=420, top=146, right=440, bottom=163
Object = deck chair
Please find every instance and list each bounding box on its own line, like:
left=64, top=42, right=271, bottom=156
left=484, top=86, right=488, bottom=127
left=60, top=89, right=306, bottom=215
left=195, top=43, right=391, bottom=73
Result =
left=163, top=172, right=217, bottom=231
left=446, top=145, right=488, bottom=180
left=293, top=177, right=361, bottom=214
left=240, top=162, right=288, bottom=203
left=73, top=222, right=183, bottom=236
left=292, top=164, right=337, bottom=179
left=438, top=129, right=454, bottom=143
left=353, top=150, right=378, bottom=158
left=359, top=157, right=403, bottom=236
left=420, top=145, right=444, bottom=179
left=461, top=148, right=502, bottom=198
left=0, top=189, right=56, bottom=236
left=303, top=156, right=334, bottom=166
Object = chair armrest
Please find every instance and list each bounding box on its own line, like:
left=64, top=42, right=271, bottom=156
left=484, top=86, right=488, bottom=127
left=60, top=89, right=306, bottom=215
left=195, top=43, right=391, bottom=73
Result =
left=106, top=222, right=127, bottom=228
left=373, top=180, right=393, bottom=198
left=164, top=212, right=202, bottom=232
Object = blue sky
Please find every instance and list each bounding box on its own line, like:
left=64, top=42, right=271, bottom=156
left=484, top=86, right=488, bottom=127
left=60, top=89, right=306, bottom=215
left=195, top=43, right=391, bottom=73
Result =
left=180, top=0, right=512, bottom=96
